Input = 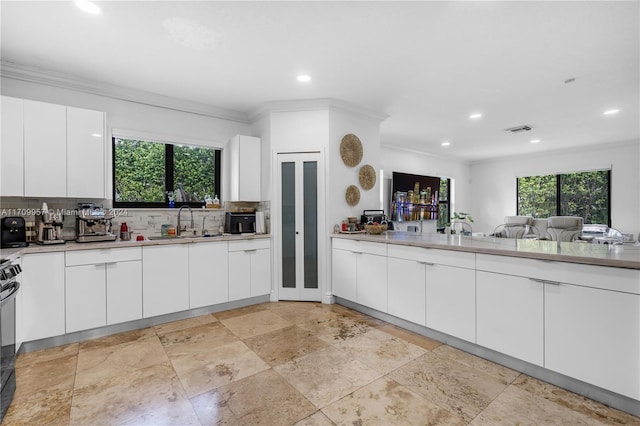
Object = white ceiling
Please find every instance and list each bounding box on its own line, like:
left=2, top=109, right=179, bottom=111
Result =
left=1, top=1, right=638, bottom=162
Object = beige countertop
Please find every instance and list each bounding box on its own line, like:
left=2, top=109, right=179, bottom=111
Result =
left=0, top=233, right=271, bottom=261
left=332, top=232, right=640, bottom=270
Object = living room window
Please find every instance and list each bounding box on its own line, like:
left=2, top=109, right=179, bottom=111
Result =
left=113, top=137, right=221, bottom=208
left=516, top=169, right=611, bottom=225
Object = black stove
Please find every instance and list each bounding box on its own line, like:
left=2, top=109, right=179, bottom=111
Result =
left=0, top=258, right=20, bottom=421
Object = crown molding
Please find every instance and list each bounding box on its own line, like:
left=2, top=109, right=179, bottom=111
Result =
left=0, top=60, right=249, bottom=123
left=248, top=98, right=389, bottom=123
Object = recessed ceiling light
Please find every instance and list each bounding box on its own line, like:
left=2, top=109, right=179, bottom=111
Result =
left=530, top=139, right=541, bottom=144
left=603, top=109, right=620, bottom=115
left=469, top=113, right=482, bottom=119
left=296, top=75, right=311, bottom=83
left=441, top=141, right=451, bottom=147
left=75, top=0, right=101, bottom=14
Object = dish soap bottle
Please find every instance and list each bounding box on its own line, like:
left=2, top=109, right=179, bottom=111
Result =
left=212, top=194, right=220, bottom=208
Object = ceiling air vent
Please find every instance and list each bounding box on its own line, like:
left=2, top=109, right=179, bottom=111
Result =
left=505, top=125, right=533, bottom=133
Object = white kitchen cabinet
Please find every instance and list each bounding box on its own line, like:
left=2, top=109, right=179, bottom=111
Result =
left=332, top=246, right=357, bottom=301
left=23, top=100, right=67, bottom=197
left=189, top=241, right=229, bottom=308
left=476, top=271, right=544, bottom=366
left=65, top=247, right=142, bottom=332
left=1, top=96, right=24, bottom=196
left=66, top=106, right=105, bottom=198
left=545, top=282, right=640, bottom=400
left=331, top=239, right=387, bottom=312
left=228, top=134, right=261, bottom=201
left=142, top=245, right=189, bottom=317
left=426, top=263, right=476, bottom=342
left=228, top=239, right=271, bottom=301
left=106, top=260, right=142, bottom=325
left=20, top=252, right=66, bottom=342
left=387, top=256, right=426, bottom=325
left=65, top=264, right=106, bottom=333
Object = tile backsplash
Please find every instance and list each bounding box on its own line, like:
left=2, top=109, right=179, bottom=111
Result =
left=0, top=197, right=270, bottom=241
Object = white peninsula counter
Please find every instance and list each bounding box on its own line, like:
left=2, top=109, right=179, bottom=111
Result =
left=331, top=232, right=640, bottom=417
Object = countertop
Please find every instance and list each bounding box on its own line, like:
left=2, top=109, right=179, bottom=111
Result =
left=331, top=232, right=640, bottom=270
left=0, top=233, right=271, bottom=261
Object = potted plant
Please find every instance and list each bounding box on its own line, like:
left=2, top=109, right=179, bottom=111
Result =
left=447, top=212, right=474, bottom=235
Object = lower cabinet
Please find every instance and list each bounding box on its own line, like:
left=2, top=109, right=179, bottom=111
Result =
left=545, top=282, right=640, bottom=400
left=189, top=241, right=229, bottom=308
left=65, top=247, right=142, bottom=333
left=228, top=239, right=271, bottom=301
left=476, top=271, right=544, bottom=366
left=143, top=245, right=189, bottom=317
left=332, top=239, right=387, bottom=312
left=20, top=252, right=66, bottom=342
left=387, top=256, right=426, bottom=326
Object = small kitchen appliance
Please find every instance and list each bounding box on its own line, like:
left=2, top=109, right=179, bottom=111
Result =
left=225, top=212, right=256, bottom=234
left=75, top=203, right=117, bottom=243
left=35, top=210, right=65, bottom=245
left=1, top=217, right=27, bottom=248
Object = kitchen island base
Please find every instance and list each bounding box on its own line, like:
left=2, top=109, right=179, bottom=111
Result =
left=335, top=297, right=640, bottom=418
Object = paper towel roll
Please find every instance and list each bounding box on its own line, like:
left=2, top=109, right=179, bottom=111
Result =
left=255, top=211, right=266, bottom=234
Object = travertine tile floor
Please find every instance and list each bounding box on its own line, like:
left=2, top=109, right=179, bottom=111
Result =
left=3, top=301, right=639, bottom=425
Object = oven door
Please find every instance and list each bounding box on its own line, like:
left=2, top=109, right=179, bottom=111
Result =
left=1, top=280, right=19, bottom=420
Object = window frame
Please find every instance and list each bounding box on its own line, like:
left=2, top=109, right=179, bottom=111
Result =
left=112, top=136, right=221, bottom=209
left=516, top=169, right=611, bottom=226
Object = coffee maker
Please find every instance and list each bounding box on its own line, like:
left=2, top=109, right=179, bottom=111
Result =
left=35, top=210, right=65, bottom=245
left=1, top=217, right=28, bottom=248
left=75, top=203, right=117, bottom=243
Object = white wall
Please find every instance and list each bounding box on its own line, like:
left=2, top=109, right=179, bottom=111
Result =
left=380, top=146, right=472, bottom=222
left=470, top=141, right=640, bottom=237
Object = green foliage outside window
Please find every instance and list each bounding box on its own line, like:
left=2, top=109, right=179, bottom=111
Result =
left=517, top=170, right=610, bottom=225
left=114, top=138, right=219, bottom=206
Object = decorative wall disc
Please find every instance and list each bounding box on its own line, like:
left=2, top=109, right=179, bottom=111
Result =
left=359, top=164, right=376, bottom=190
left=340, top=134, right=363, bottom=167
left=345, top=185, right=361, bottom=207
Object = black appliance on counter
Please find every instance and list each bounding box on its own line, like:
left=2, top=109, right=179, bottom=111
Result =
left=0, top=258, right=20, bottom=421
left=225, top=212, right=256, bottom=234
left=1, top=217, right=27, bottom=249
left=360, top=210, right=393, bottom=230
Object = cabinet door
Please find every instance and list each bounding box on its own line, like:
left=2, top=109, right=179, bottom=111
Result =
left=545, top=283, right=640, bottom=400
left=107, top=260, right=142, bottom=325
left=476, top=271, right=543, bottom=366
left=1, top=96, right=24, bottom=196
left=20, top=253, right=65, bottom=341
left=142, top=245, right=189, bottom=318
left=65, top=264, right=107, bottom=333
left=23, top=100, right=66, bottom=197
left=426, top=264, right=476, bottom=342
left=228, top=251, right=251, bottom=301
left=387, top=257, right=426, bottom=325
left=356, top=253, right=387, bottom=312
left=67, top=107, right=105, bottom=198
left=332, top=249, right=357, bottom=301
left=189, top=242, right=228, bottom=308
left=250, top=248, right=271, bottom=297
left=229, top=135, right=260, bottom=201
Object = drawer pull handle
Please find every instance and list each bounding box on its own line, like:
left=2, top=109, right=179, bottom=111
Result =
left=244, top=249, right=257, bottom=254
left=419, top=261, right=435, bottom=266
left=529, top=278, right=546, bottom=284
left=352, top=251, right=363, bottom=255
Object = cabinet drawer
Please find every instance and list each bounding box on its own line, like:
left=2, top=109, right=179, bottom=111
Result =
left=66, top=247, right=142, bottom=266
left=228, top=238, right=270, bottom=252
left=332, top=238, right=387, bottom=256
left=388, top=244, right=475, bottom=269
left=476, top=254, right=640, bottom=294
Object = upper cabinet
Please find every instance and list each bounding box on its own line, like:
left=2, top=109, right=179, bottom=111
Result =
left=24, top=100, right=67, bottom=197
left=228, top=134, right=261, bottom=201
left=67, top=107, right=106, bottom=198
left=0, top=96, right=106, bottom=199
left=1, top=96, right=24, bottom=196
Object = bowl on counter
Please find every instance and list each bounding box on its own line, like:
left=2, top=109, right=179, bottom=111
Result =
left=364, top=223, right=387, bottom=235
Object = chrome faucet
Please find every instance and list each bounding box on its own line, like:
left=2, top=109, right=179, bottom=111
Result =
left=177, top=205, right=194, bottom=236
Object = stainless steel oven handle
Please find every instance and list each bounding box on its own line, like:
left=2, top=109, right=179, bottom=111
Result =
left=0, top=281, right=20, bottom=305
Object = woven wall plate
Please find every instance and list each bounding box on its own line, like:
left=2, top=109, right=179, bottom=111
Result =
left=359, top=164, right=376, bottom=190
left=345, top=185, right=361, bottom=207
left=340, top=134, right=363, bottom=167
